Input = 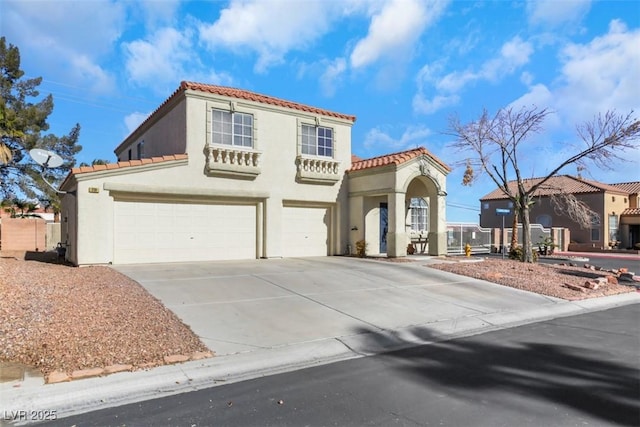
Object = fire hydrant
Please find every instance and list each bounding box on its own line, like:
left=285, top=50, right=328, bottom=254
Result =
left=464, top=243, right=472, bottom=257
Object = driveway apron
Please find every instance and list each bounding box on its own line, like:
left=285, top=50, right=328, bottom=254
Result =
left=112, top=257, right=559, bottom=356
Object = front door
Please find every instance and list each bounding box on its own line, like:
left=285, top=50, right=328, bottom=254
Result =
left=380, top=202, right=388, bottom=253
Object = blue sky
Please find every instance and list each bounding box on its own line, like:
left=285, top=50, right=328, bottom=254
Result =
left=2, top=0, right=639, bottom=222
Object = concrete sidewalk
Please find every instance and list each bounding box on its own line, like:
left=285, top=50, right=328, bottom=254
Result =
left=2, top=256, right=639, bottom=425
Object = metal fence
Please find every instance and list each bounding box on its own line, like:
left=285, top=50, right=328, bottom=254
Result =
left=446, top=223, right=552, bottom=255
left=446, top=223, right=492, bottom=255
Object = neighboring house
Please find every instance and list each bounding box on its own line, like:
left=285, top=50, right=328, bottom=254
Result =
left=610, top=181, right=640, bottom=249
left=479, top=175, right=640, bottom=250
left=59, top=82, right=450, bottom=265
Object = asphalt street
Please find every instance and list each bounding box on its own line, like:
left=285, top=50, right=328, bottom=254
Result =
left=40, top=303, right=640, bottom=427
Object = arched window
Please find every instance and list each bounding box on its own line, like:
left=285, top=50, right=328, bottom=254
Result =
left=410, top=198, right=428, bottom=232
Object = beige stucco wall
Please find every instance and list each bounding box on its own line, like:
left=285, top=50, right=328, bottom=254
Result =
left=63, top=91, right=353, bottom=265
left=115, top=99, right=187, bottom=161
left=347, top=158, right=448, bottom=257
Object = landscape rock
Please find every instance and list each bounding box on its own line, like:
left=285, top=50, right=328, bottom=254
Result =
left=164, top=354, right=189, bottom=364
left=618, top=273, right=636, bottom=282
left=47, top=371, right=70, bottom=384
left=607, top=276, right=619, bottom=285
left=583, top=281, right=600, bottom=290
left=103, top=364, right=133, bottom=374
left=190, top=351, right=214, bottom=360
left=485, top=272, right=503, bottom=280
left=565, top=283, right=587, bottom=293
left=71, top=367, right=104, bottom=380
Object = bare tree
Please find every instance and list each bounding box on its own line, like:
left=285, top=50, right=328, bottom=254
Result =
left=449, top=106, right=640, bottom=262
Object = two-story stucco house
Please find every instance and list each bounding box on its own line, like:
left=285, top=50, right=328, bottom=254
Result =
left=59, top=82, right=449, bottom=265
left=479, top=175, right=640, bottom=250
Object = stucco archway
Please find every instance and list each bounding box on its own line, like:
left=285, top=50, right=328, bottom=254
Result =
left=347, top=147, right=450, bottom=258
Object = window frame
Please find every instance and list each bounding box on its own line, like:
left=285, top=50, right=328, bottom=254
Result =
left=211, top=109, right=254, bottom=148
left=608, top=214, right=619, bottom=242
left=590, top=214, right=601, bottom=242
left=410, top=198, right=428, bottom=233
left=299, top=122, right=334, bottom=158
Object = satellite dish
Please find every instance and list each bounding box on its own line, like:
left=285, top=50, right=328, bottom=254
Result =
left=29, top=148, right=64, bottom=168
left=28, top=148, right=72, bottom=194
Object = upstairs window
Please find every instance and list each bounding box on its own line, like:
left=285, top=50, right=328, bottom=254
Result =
left=212, top=110, right=253, bottom=148
left=136, top=141, right=144, bottom=159
left=301, top=124, right=333, bottom=157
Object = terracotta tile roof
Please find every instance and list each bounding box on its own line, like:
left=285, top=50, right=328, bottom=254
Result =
left=349, top=147, right=451, bottom=172
left=351, top=154, right=363, bottom=163
left=71, top=154, right=188, bottom=175
left=116, top=82, right=357, bottom=154
left=621, top=208, right=640, bottom=216
left=480, top=175, right=631, bottom=200
left=610, top=181, right=640, bottom=194
left=182, top=81, right=356, bottom=122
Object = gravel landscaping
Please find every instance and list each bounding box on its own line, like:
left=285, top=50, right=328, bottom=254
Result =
left=1, top=253, right=635, bottom=384
left=0, top=256, right=210, bottom=383
left=427, top=257, right=636, bottom=300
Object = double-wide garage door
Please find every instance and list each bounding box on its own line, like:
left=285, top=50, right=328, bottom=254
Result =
left=113, top=201, right=257, bottom=264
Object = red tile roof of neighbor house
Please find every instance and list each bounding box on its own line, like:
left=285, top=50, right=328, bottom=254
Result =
left=621, top=208, right=640, bottom=215
left=70, top=154, right=188, bottom=175
left=610, top=181, right=640, bottom=194
left=480, top=175, right=631, bottom=200
left=349, top=147, right=451, bottom=172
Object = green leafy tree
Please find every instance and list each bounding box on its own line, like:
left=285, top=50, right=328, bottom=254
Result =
left=79, top=159, right=111, bottom=167
left=448, top=106, right=639, bottom=263
left=0, top=36, right=81, bottom=202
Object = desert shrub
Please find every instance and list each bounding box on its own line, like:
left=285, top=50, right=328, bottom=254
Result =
left=508, top=246, right=538, bottom=262
left=355, top=240, right=367, bottom=257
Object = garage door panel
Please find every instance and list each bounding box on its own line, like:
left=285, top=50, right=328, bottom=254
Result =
left=114, top=201, right=256, bottom=264
left=282, top=206, right=329, bottom=257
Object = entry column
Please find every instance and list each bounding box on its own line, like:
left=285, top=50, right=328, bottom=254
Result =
left=387, top=191, right=407, bottom=257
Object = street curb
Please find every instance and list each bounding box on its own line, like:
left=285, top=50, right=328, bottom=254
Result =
left=2, top=292, right=638, bottom=425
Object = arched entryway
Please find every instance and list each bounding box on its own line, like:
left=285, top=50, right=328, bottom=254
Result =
left=348, top=147, right=450, bottom=258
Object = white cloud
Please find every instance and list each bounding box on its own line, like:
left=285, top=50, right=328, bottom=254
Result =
left=413, top=93, right=460, bottom=115
left=350, top=0, right=449, bottom=69
left=123, top=26, right=234, bottom=92
left=527, top=0, right=591, bottom=28
left=555, top=20, right=640, bottom=120
left=124, top=112, right=150, bottom=134
left=133, top=0, right=182, bottom=28
left=2, top=0, right=125, bottom=92
left=512, top=20, right=640, bottom=128
left=364, top=125, right=433, bottom=151
left=123, top=27, right=193, bottom=89
left=69, top=55, right=117, bottom=94
left=320, top=58, right=348, bottom=97
left=413, top=36, right=534, bottom=115
left=479, top=37, right=534, bottom=82
left=198, top=0, right=340, bottom=72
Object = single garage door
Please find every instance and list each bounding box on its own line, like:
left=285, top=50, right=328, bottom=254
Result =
left=113, top=201, right=256, bottom=264
left=281, top=206, right=330, bottom=257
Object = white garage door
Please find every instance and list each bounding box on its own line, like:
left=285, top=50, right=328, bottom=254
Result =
left=282, top=206, right=330, bottom=257
left=114, top=201, right=256, bottom=264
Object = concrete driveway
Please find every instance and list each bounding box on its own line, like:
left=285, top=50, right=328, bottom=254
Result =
left=113, top=256, right=562, bottom=357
